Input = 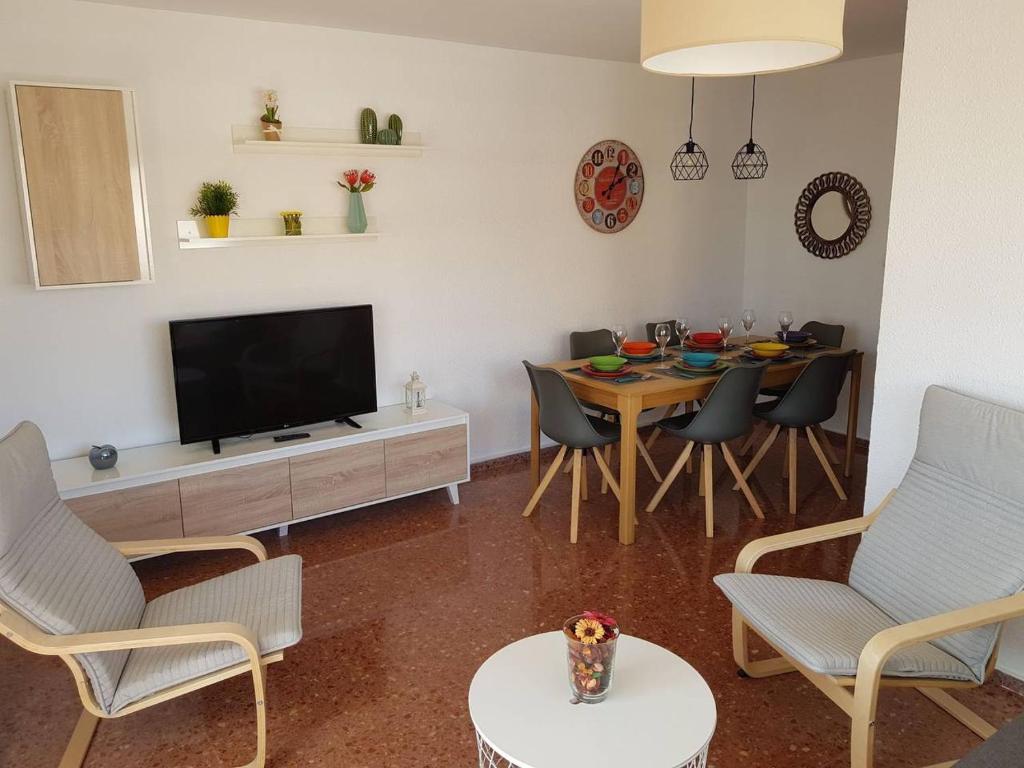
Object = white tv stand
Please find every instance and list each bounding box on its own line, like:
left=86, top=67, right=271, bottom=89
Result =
left=51, top=401, right=469, bottom=546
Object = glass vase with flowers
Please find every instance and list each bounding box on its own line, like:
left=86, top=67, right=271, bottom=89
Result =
left=564, top=611, right=619, bottom=704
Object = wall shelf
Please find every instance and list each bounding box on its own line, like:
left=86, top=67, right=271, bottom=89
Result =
left=177, top=216, right=379, bottom=249
left=231, top=125, right=426, bottom=158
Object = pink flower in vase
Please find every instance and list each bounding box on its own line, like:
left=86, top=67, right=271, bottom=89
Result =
left=360, top=169, right=376, bottom=185
left=342, top=169, right=359, bottom=188
left=583, top=611, right=618, bottom=631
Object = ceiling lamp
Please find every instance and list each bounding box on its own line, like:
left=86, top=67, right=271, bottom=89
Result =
left=670, top=78, right=709, bottom=181
left=641, top=0, right=845, bottom=77
left=732, top=76, right=768, bottom=180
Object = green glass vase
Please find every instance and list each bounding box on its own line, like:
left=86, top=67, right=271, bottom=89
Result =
left=347, top=191, right=367, bottom=234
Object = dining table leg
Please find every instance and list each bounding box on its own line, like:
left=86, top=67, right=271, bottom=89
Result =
left=530, top=390, right=541, bottom=489
left=844, top=354, right=863, bottom=478
left=617, top=394, right=641, bottom=545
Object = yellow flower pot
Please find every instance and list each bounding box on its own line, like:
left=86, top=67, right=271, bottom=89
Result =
left=205, top=215, right=230, bottom=238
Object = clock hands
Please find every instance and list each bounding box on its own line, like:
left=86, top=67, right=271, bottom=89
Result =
left=601, top=162, right=623, bottom=199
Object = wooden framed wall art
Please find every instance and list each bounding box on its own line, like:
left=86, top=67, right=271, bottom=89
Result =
left=8, top=82, right=154, bottom=289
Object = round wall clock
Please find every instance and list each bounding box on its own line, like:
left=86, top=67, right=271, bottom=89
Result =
left=574, top=139, right=644, bottom=233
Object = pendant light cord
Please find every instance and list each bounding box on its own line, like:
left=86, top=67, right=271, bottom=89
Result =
left=748, top=75, right=757, bottom=143
left=688, top=77, right=696, bottom=142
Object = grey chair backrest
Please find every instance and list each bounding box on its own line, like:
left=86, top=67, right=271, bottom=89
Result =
left=570, top=329, right=615, bottom=360
left=801, top=320, right=845, bottom=348
left=523, top=362, right=611, bottom=449
left=849, top=386, right=1024, bottom=682
left=645, top=321, right=680, bottom=347
left=682, top=364, right=766, bottom=444
left=767, top=352, right=855, bottom=427
left=0, top=422, right=145, bottom=713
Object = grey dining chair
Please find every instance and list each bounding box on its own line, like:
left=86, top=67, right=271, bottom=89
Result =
left=645, top=364, right=767, bottom=537
left=716, top=385, right=1024, bottom=768
left=736, top=351, right=855, bottom=516
left=522, top=362, right=621, bottom=543
left=0, top=421, right=303, bottom=768
left=565, top=330, right=664, bottom=491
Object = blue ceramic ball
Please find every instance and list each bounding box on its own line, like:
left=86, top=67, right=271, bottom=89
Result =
left=89, top=444, right=118, bottom=470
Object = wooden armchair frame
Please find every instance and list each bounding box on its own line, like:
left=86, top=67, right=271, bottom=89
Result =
left=730, top=492, right=1022, bottom=768
left=0, top=535, right=283, bottom=768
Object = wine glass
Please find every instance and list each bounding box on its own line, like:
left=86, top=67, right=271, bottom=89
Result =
left=655, top=323, right=671, bottom=368
left=610, top=325, right=627, bottom=356
left=741, top=309, right=756, bottom=344
left=675, top=317, right=689, bottom=347
left=718, top=315, right=733, bottom=348
left=778, top=310, right=794, bottom=342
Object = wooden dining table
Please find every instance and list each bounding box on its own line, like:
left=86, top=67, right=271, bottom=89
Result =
left=529, top=340, right=863, bottom=544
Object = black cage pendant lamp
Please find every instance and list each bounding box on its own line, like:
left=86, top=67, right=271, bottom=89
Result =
left=732, top=76, right=768, bottom=180
left=670, top=78, right=709, bottom=181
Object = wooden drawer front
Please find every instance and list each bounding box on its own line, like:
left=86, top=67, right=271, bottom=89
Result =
left=179, top=460, right=292, bottom=536
left=66, top=481, right=183, bottom=541
left=290, top=441, right=386, bottom=519
left=385, top=425, right=467, bottom=497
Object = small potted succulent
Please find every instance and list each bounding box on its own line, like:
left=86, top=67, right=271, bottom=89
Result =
left=564, top=611, right=619, bottom=703
left=336, top=169, right=376, bottom=234
left=190, top=180, right=239, bottom=238
left=261, top=90, right=282, bottom=141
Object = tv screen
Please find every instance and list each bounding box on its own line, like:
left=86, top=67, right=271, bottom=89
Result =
left=169, top=305, right=376, bottom=450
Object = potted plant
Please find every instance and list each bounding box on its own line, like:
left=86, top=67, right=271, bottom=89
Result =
left=336, top=169, right=376, bottom=234
left=261, top=90, right=282, bottom=141
left=190, top=180, right=239, bottom=238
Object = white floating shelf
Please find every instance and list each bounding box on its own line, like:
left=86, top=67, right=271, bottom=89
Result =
left=177, top=217, right=379, bottom=249
left=231, top=125, right=426, bottom=157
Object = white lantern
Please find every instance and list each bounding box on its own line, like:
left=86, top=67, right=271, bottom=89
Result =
left=404, top=371, right=427, bottom=415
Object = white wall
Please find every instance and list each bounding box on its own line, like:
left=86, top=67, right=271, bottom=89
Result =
left=740, top=54, right=903, bottom=439
left=0, top=0, right=748, bottom=461
left=866, top=0, right=1024, bottom=677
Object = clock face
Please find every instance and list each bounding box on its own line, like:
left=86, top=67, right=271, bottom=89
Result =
left=574, top=140, right=644, bottom=233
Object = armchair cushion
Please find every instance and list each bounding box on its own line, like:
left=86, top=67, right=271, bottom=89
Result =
left=849, top=387, right=1024, bottom=682
left=111, top=554, right=302, bottom=713
left=714, top=573, right=977, bottom=682
left=0, top=422, right=145, bottom=714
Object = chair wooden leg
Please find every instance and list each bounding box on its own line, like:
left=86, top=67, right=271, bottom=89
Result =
left=581, top=454, right=589, bottom=502
left=814, top=423, right=841, bottom=464
left=685, top=402, right=695, bottom=474
left=720, top=442, right=764, bottom=520
left=645, top=403, right=678, bottom=449
left=522, top=445, right=567, bottom=517
left=644, top=441, right=694, bottom=512
left=734, top=424, right=781, bottom=490
left=562, top=455, right=573, bottom=474
left=600, top=443, right=613, bottom=494
left=782, top=441, right=790, bottom=479
left=636, top=436, right=663, bottom=483
left=788, top=427, right=798, bottom=515
left=239, top=662, right=268, bottom=768
left=703, top=444, right=715, bottom=537
left=591, top=447, right=620, bottom=500
left=698, top=447, right=706, bottom=497
left=806, top=427, right=848, bottom=501
left=59, top=709, right=100, bottom=768
left=732, top=609, right=796, bottom=678
left=917, top=688, right=996, bottom=739
left=570, top=449, right=582, bottom=543
left=738, top=426, right=759, bottom=457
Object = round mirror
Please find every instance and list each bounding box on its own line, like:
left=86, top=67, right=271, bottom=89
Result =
left=810, top=190, right=852, bottom=241
left=794, top=172, right=872, bottom=259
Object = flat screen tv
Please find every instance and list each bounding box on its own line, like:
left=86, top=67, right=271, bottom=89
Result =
left=169, top=305, right=376, bottom=453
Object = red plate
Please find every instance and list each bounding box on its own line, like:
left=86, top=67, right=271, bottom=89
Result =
left=581, top=363, right=634, bottom=378
left=685, top=340, right=725, bottom=351
left=691, top=332, right=723, bottom=344
left=622, top=342, right=656, bottom=354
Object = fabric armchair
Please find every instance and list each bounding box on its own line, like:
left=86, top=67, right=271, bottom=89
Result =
left=0, top=421, right=302, bottom=768
left=715, top=386, right=1024, bottom=768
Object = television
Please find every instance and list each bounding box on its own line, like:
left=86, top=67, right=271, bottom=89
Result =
left=169, top=305, right=376, bottom=453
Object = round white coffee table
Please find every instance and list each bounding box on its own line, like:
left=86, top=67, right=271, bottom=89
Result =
left=468, top=632, right=716, bottom=768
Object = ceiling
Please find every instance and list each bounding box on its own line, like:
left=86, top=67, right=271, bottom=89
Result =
left=87, top=0, right=907, bottom=64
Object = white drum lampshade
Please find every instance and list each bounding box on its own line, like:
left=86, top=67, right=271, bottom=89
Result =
left=641, top=0, right=845, bottom=77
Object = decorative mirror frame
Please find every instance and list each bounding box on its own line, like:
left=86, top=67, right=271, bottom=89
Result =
left=794, top=171, right=871, bottom=259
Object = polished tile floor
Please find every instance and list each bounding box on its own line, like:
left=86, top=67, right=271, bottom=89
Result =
left=2, top=431, right=1021, bottom=767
